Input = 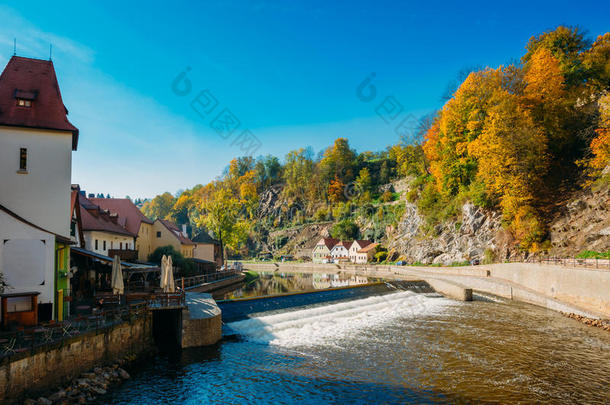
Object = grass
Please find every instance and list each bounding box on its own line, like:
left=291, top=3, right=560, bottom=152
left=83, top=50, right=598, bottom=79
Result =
left=576, top=250, right=610, bottom=259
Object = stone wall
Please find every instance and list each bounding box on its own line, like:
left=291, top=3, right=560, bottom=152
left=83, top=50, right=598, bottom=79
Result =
left=0, top=315, right=153, bottom=402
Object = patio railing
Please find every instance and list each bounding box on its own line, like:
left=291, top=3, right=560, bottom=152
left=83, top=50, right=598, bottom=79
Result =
left=0, top=302, right=148, bottom=360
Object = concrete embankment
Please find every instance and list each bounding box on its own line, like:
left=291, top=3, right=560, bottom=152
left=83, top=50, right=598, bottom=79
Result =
left=243, top=262, right=610, bottom=319
left=181, top=292, right=222, bottom=348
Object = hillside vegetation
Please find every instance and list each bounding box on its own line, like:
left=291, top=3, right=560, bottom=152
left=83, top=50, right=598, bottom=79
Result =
left=141, top=26, right=610, bottom=261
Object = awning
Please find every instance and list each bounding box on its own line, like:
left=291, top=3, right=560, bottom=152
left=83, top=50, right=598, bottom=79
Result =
left=71, top=246, right=157, bottom=270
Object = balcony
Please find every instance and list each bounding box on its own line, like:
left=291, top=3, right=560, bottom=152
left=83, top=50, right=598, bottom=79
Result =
left=107, top=249, right=138, bottom=261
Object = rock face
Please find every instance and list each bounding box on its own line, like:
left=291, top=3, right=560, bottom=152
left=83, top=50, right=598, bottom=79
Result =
left=388, top=202, right=505, bottom=264
left=549, top=184, right=610, bottom=256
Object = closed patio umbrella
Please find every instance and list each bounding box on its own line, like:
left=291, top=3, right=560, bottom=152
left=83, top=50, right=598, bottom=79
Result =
left=160, top=255, right=168, bottom=290
left=165, top=255, right=175, bottom=293
left=111, top=255, right=124, bottom=295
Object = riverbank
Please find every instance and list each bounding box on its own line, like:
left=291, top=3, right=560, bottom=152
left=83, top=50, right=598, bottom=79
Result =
left=242, top=262, right=610, bottom=319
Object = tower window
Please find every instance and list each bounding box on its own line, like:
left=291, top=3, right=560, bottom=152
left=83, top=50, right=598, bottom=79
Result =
left=17, top=99, right=32, bottom=107
left=19, top=148, right=27, bottom=171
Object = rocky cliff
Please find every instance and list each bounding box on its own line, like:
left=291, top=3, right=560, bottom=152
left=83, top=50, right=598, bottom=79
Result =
left=252, top=178, right=609, bottom=264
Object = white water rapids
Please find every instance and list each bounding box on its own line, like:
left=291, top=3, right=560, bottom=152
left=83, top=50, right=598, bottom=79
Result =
left=227, top=291, right=459, bottom=347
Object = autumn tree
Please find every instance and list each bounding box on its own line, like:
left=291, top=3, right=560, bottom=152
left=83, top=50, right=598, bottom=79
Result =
left=327, top=176, right=346, bottom=203
left=196, top=187, right=249, bottom=263
left=282, top=148, right=314, bottom=202
left=141, top=192, right=175, bottom=220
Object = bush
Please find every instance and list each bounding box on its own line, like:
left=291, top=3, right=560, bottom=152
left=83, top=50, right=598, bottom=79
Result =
left=148, top=245, right=195, bottom=276
left=314, top=207, right=329, bottom=222
left=331, top=219, right=359, bottom=240
left=381, top=190, right=393, bottom=202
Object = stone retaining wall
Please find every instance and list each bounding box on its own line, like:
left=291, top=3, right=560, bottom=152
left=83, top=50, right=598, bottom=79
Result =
left=0, top=315, right=153, bottom=402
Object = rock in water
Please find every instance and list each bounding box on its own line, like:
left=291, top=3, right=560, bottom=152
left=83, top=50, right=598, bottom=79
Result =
left=118, top=368, right=130, bottom=379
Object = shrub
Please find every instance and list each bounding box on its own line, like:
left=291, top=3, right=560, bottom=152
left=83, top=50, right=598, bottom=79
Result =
left=331, top=219, right=359, bottom=240
left=381, top=190, right=393, bottom=202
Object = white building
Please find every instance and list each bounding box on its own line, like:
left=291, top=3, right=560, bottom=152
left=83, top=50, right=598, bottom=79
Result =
left=349, top=240, right=374, bottom=262
left=77, top=193, right=135, bottom=256
left=330, top=241, right=351, bottom=261
left=0, top=56, right=79, bottom=321
left=312, top=238, right=338, bottom=263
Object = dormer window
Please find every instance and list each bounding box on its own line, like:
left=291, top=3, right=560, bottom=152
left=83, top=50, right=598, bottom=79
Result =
left=14, top=90, right=37, bottom=108
left=17, top=98, right=32, bottom=107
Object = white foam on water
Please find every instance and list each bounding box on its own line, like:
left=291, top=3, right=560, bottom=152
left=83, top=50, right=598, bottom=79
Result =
left=227, top=291, right=458, bottom=348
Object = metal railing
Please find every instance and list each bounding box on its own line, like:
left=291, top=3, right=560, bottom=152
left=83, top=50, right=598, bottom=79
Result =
left=0, top=303, right=148, bottom=360
left=181, top=269, right=243, bottom=289
left=522, top=256, right=610, bottom=269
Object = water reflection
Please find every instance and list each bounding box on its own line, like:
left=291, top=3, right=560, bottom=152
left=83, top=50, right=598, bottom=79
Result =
left=221, top=272, right=373, bottom=300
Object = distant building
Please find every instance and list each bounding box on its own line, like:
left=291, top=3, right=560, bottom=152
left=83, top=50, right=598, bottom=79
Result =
left=312, top=237, right=338, bottom=263
left=0, top=56, right=79, bottom=321
left=152, top=219, right=195, bottom=258
left=349, top=240, right=374, bottom=262
left=89, top=197, right=154, bottom=262
left=311, top=237, right=377, bottom=264
left=77, top=192, right=136, bottom=256
left=192, top=231, right=222, bottom=267
left=354, top=243, right=379, bottom=264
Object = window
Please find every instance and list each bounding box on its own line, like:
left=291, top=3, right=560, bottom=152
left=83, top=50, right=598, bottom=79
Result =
left=19, top=148, right=27, bottom=172
left=95, top=239, right=98, bottom=250
left=157, top=231, right=161, bottom=238
left=17, top=99, right=32, bottom=107
left=103, top=241, right=106, bottom=251
left=111, top=241, right=113, bottom=249
left=120, top=242, right=122, bottom=250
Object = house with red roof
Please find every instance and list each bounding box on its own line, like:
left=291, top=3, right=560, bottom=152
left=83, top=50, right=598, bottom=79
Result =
left=90, top=197, right=154, bottom=262
left=0, top=55, right=79, bottom=322
left=349, top=240, right=374, bottom=262
left=330, top=241, right=352, bottom=262
left=77, top=192, right=136, bottom=256
left=312, top=237, right=339, bottom=263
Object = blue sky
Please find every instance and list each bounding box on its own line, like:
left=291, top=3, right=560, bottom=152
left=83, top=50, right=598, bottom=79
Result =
left=0, top=1, right=608, bottom=198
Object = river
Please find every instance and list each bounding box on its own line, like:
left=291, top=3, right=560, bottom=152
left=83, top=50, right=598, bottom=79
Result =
left=102, top=273, right=610, bottom=404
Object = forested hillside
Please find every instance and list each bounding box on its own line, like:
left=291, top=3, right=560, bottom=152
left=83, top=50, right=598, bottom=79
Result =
left=141, top=26, right=610, bottom=262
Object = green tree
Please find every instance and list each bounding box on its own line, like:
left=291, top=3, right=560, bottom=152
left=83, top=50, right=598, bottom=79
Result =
left=196, top=187, right=250, bottom=264
left=141, top=192, right=175, bottom=220
left=147, top=245, right=195, bottom=276
left=330, top=219, right=359, bottom=240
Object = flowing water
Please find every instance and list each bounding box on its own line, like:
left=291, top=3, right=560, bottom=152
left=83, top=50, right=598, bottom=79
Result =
left=104, top=281, right=610, bottom=404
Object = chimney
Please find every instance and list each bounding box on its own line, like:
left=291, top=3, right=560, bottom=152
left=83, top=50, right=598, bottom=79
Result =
left=182, top=224, right=188, bottom=238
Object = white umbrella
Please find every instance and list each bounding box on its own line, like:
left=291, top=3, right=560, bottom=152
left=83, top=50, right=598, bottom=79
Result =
left=160, top=255, right=168, bottom=290
left=111, top=255, right=124, bottom=295
left=165, top=255, right=175, bottom=293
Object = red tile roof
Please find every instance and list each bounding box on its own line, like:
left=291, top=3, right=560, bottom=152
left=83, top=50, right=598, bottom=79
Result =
left=90, top=198, right=153, bottom=235
left=158, top=219, right=195, bottom=245
left=78, top=194, right=134, bottom=237
left=0, top=56, right=79, bottom=149
left=351, top=240, right=373, bottom=249
left=317, top=237, right=339, bottom=250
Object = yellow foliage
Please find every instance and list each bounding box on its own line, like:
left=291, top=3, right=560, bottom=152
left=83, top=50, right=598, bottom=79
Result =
left=523, top=48, right=565, bottom=103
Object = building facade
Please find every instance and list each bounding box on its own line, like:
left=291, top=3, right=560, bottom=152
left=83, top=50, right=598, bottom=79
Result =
left=0, top=56, right=79, bottom=321
left=89, top=197, right=154, bottom=262
left=152, top=219, right=195, bottom=258
left=312, top=238, right=339, bottom=263
left=78, top=193, right=135, bottom=256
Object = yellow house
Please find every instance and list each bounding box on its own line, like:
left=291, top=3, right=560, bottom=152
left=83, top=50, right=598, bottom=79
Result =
left=152, top=219, right=195, bottom=258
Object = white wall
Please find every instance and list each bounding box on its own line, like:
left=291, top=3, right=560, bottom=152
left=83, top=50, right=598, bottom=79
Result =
left=0, top=209, right=54, bottom=305
left=0, top=126, right=72, bottom=237
left=83, top=230, right=134, bottom=256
